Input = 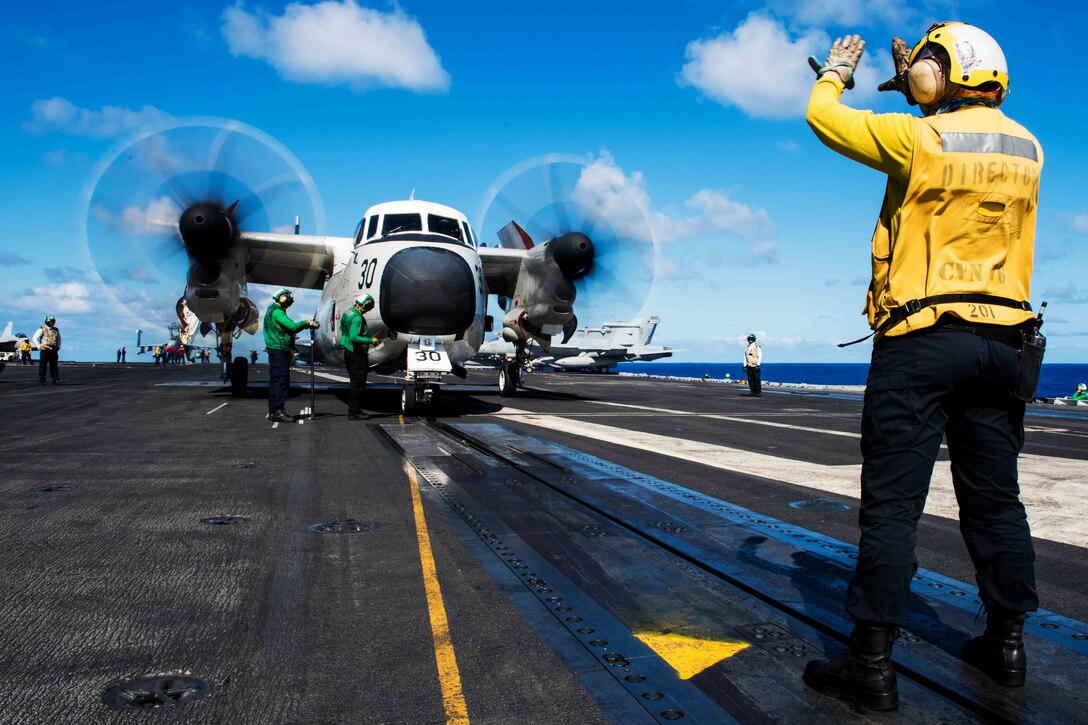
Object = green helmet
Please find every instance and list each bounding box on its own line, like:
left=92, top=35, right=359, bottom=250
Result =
left=747, top=333, right=756, bottom=340
left=44, top=315, right=56, bottom=324
left=273, top=289, right=294, bottom=304
left=354, top=294, right=374, bottom=310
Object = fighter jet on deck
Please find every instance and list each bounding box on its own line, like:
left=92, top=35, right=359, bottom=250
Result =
left=474, top=316, right=675, bottom=373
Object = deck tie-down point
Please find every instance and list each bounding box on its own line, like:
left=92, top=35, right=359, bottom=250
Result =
left=102, top=674, right=212, bottom=710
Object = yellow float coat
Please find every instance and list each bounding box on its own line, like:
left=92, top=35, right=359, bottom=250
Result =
left=807, top=75, right=1042, bottom=336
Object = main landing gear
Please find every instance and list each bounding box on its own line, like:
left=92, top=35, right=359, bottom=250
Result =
left=498, top=360, right=526, bottom=398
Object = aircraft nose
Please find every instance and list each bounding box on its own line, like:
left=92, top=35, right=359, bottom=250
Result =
left=380, top=247, right=476, bottom=335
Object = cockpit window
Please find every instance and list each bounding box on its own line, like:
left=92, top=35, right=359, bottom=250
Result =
left=428, top=214, right=463, bottom=241
left=382, top=213, right=422, bottom=235
left=461, top=221, right=477, bottom=248
left=353, top=218, right=364, bottom=244
left=366, top=215, right=379, bottom=239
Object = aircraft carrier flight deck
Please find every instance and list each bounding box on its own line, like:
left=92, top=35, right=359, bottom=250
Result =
left=2, top=362, right=1086, bottom=723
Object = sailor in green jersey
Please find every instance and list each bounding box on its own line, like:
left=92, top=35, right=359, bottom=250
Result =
left=263, top=288, right=319, bottom=423
left=340, top=294, right=380, bottom=420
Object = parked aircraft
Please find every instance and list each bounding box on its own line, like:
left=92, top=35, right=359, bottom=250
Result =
left=0, top=322, right=30, bottom=363
left=475, top=317, right=675, bottom=372
left=135, top=318, right=213, bottom=361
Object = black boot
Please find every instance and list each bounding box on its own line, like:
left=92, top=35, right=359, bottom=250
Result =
left=804, top=623, right=899, bottom=711
left=962, top=612, right=1026, bottom=687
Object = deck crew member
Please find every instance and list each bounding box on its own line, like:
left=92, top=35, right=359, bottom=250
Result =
left=743, top=333, right=762, bottom=397
left=263, top=288, right=319, bottom=424
left=32, top=315, right=62, bottom=386
left=802, top=24, right=1042, bottom=711
left=18, top=338, right=32, bottom=365
left=339, top=294, right=379, bottom=421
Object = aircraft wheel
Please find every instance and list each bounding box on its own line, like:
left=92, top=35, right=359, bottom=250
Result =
left=499, top=364, right=516, bottom=397
left=426, top=384, right=442, bottom=410
left=401, top=385, right=417, bottom=415
left=231, top=357, right=248, bottom=397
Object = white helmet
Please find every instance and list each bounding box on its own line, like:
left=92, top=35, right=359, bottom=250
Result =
left=907, top=22, right=1008, bottom=111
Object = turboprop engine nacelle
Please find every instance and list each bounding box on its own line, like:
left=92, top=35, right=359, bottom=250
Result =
left=502, top=232, right=593, bottom=346
left=178, top=202, right=251, bottom=325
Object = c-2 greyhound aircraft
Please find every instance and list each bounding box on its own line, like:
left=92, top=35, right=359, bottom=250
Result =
left=174, top=196, right=594, bottom=411
left=85, top=121, right=650, bottom=413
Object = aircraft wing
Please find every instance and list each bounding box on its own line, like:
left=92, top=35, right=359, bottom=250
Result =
left=478, top=247, right=526, bottom=297
left=240, top=232, right=354, bottom=290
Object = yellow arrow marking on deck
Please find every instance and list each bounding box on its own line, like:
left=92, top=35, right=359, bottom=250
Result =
left=634, top=631, right=749, bottom=680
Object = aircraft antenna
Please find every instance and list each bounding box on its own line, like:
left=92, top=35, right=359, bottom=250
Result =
left=294, top=215, right=300, bottom=235
left=409, top=189, right=415, bottom=201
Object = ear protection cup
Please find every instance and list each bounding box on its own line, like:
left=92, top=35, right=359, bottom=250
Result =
left=908, top=58, right=944, bottom=105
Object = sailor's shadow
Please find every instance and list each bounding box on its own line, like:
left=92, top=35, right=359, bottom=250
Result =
left=738, top=535, right=961, bottom=656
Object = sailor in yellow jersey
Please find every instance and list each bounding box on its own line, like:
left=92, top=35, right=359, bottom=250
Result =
left=801, top=24, right=1041, bottom=711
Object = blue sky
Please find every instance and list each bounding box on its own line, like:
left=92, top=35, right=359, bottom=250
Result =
left=2, top=0, right=1086, bottom=363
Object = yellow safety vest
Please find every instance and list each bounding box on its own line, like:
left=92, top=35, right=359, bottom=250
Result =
left=868, top=106, right=1042, bottom=336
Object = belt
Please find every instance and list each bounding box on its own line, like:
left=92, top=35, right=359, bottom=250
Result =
left=929, top=318, right=1025, bottom=348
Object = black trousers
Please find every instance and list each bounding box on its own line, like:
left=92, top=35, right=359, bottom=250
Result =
left=344, top=349, right=369, bottom=415
left=746, top=365, right=761, bottom=396
left=267, top=349, right=291, bottom=414
left=847, top=326, right=1037, bottom=624
left=39, top=349, right=59, bottom=382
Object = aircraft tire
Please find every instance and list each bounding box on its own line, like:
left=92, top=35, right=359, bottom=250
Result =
left=499, top=365, right=516, bottom=397
left=401, top=386, right=417, bottom=415
left=231, top=357, right=249, bottom=398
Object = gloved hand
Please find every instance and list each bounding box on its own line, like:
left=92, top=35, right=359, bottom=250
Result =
left=808, top=35, right=865, bottom=90
left=877, top=36, right=917, bottom=104
left=309, top=319, right=320, bottom=329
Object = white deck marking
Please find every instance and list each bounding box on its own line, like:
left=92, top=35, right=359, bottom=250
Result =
left=595, top=401, right=859, bottom=438
left=310, top=370, right=350, bottom=383
left=205, top=403, right=228, bottom=415
left=271, top=422, right=279, bottom=429
left=494, top=408, right=1088, bottom=548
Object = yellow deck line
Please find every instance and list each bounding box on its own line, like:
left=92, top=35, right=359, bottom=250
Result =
left=405, top=462, right=470, bottom=724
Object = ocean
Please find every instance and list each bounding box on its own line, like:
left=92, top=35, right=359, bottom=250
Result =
left=617, top=362, right=1088, bottom=400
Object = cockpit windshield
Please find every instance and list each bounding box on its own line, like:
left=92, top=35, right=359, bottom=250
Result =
left=428, top=214, right=463, bottom=242
left=382, top=213, right=422, bottom=235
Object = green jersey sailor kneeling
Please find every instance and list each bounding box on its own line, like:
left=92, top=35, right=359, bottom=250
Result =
left=340, top=294, right=381, bottom=420
left=263, top=288, right=319, bottom=423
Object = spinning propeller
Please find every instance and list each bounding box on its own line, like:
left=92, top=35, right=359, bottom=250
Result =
left=477, top=154, right=658, bottom=325
left=80, top=118, right=325, bottom=330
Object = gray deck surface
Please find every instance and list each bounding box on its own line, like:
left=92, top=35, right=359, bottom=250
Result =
left=1, top=362, right=1085, bottom=723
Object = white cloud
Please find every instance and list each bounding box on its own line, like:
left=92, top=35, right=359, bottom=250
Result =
left=92, top=196, right=181, bottom=236
left=679, top=13, right=885, bottom=119
left=3, top=283, right=94, bottom=314
left=221, top=0, right=450, bottom=93
left=1071, top=214, right=1088, bottom=234
left=571, top=152, right=777, bottom=263
left=24, top=97, right=172, bottom=138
